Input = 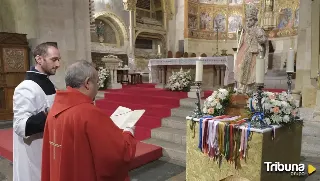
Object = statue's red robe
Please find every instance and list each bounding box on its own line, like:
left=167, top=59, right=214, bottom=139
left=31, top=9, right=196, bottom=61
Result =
left=41, top=87, right=137, bottom=181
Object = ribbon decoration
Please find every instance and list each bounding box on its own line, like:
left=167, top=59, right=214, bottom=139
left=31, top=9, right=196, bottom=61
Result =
left=249, top=97, right=276, bottom=140
left=198, top=117, right=203, bottom=150
left=251, top=112, right=264, bottom=122
left=249, top=98, right=255, bottom=112
left=197, top=116, right=213, bottom=150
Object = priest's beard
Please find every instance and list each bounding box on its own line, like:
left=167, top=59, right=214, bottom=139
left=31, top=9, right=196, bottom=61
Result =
left=42, top=60, right=58, bottom=76
left=42, top=65, right=57, bottom=76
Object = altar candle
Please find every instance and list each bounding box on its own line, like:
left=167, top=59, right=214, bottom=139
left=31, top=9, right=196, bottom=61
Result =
left=195, top=60, right=203, bottom=82
left=286, top=48, right=295, bottom=72
left=255, top=56, right=265, bottom=84
left=157, top=45, right=161, bottom=54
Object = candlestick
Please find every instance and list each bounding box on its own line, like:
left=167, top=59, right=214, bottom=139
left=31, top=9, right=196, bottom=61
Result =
left=287, top=72, right=293, bottom=94
left=255, top=56, right=265, bottom=84
left=157, top=45, right=161, bottom=55
left=286, top=48, right=295, bottom=73
left=195, top=60, right=203, bottom=82
left=191, top=81, right=203, bottom=118
left=256, top=83, right=264, bottom=113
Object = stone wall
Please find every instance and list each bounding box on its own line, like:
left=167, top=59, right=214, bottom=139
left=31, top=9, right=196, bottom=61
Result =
left=167, top=0, right=184, bottom=54
left=94, top=0, right=129, bottom=27
left=295, top=0, right=317, bottom=108
left=0, top=0, right=92, bottom=89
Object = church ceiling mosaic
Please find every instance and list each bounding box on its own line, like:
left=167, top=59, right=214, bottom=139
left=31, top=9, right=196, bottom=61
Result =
left=185, top=0, right=300, bottom=40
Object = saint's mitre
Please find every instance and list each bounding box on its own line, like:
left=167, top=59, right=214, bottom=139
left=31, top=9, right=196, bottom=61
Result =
left=245, top=3, right=259, bottom=18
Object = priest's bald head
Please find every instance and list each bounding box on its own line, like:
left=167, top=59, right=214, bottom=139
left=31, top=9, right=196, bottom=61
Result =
left=65, top=60, right=99, bottom=100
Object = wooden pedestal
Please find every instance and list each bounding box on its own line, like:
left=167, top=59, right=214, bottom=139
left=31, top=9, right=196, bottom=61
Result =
left=226, top=94, right=250, bottom=118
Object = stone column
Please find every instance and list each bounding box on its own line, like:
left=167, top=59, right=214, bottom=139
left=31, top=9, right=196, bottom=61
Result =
left=220, top=66, right=226, bottom=87
left=110, top=69, right=114, bottom=83
left=113, top=69, right=118, bottom=83
left=294, top=0, right=316, bottom=107
left=123, top=0, right=137, bottom=57
left=161, top=66, right=166, bottom=84
left=102, top=58, right=122, bottom=89
left=215, top=66, right=221, bottom=86
left=158, top=67, right=162, bottom=83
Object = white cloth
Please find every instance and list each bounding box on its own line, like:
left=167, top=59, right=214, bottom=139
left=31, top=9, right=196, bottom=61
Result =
left=148, top=56, right=235, bottom=86
left=13, top=80, right=55, bottom=181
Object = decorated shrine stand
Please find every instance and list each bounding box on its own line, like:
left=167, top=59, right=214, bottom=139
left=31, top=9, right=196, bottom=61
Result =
left=186, top=94, right=303, bottom=181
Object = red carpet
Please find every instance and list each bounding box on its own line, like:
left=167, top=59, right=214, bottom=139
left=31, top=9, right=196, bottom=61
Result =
left=96, top=83, right=189, bottom=168
left=97, top=84, right=188, bottom=141
left=0, top=128, right=162, bottom=170
left=0, top=128, right=12, bottom=161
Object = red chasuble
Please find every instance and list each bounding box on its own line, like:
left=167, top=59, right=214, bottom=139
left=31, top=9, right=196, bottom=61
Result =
left=41, top=87, right=137, bottom=181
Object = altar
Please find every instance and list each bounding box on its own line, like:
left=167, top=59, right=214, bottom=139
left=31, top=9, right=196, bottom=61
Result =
left=148, top=56, right=235, bottom=90
left=186, top=118, right=302, bottom=181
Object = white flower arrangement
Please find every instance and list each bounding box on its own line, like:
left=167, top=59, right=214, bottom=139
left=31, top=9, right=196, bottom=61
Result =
left=202, top=88, right=231, bottom=116
left=98, top=67, right=110, bottom=89
left=247, top=91, right=299, bottom=125
left=166, top=68, right=193, bottom=92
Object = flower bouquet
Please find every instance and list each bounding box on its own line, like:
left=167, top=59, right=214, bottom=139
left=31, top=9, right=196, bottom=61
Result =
left=98, top=67, right=110, bottom=90
left=202, top=88, right=231, bottom=116
left=247, top=91, right=300, bottom=126
left=166, top=68, right=193, bottom=92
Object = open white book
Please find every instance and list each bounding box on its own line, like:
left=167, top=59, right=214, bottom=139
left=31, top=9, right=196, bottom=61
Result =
left=110, top=106, right=145, bottom=129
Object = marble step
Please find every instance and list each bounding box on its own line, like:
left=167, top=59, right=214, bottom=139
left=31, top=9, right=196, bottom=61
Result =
left=0, top=121, right=12, bottom=129
left=0, top=157, right=12, bottom=181
left=143, top=138, right=186, bottom=167
left=300, top=157, right=320, bottom=181
left=266, top=70, right=288, bottom=77
left=151, top=127, right=186, bottom=145
left=302, top=122, right=320, bottom=137
left=299, top=108, right=315, bottom=121
left=301, top=135, right=320, bottom=157
left=179, top=98, right=204, bottom=109
left=171, top=107, right=195, bottom=118
left=161, top=116, right=187, bottom=130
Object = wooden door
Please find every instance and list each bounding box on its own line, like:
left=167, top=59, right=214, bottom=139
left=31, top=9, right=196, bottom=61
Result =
left=0, top=32, right=29, bottom=121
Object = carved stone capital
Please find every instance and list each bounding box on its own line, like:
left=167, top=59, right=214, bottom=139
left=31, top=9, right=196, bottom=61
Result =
left=123, top=0, right=137, bottom=11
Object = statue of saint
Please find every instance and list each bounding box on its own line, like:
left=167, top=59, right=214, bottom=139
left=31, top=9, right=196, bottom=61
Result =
left=96, top=21, right=106, bottom=42
left=235, top=3, right=268, bottom=93
left=96, top=21, right=105, bottom=39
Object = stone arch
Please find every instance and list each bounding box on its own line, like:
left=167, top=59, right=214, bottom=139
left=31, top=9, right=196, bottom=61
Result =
left=93, top=18, right=121, bottom=45
left=135, top=31, right=167, bottom=53
left=94, top=11, right=129, bottom=43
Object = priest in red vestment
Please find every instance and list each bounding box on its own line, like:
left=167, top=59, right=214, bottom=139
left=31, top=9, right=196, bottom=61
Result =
left=41, top=61, right=137, bottom=181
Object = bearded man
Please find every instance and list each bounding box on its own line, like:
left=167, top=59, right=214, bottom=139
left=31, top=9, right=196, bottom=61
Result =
left=13, top=42, right=61, bottom=181
left=235, top=3, right=268, bottom=93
